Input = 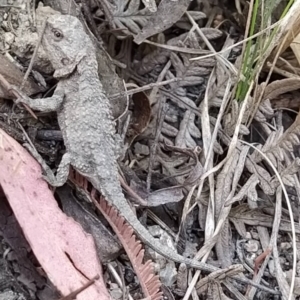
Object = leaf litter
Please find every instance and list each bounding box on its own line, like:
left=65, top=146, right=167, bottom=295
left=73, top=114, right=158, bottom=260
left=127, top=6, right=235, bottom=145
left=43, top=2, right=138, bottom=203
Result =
left=1, top=0, right=300, bottom=299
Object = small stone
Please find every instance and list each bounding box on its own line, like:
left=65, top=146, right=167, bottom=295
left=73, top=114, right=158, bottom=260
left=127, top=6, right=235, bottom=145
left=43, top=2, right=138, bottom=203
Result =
left=109, top=285, right=122, bottom=300
left=245, top=232, right=252, bottom=239
left=95, top=8, right=104, bottom=18
left=244, top=240, right=260, bottom=253
left=160, top=262, right=177, bottom=286
left=134, top=142, right=149, bottom=156
left=286, top=270, right=300, bottom=296
left=280, top=242, right=292, bottom=251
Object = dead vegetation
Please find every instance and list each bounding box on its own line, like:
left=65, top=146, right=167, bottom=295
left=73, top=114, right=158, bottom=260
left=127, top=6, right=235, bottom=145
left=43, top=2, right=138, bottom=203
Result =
left=1, top=0, right=300, bottom=299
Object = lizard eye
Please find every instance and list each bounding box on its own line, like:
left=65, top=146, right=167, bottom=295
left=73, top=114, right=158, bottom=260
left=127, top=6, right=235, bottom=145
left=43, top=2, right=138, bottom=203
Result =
left=52, top=29, right=63, bottom=40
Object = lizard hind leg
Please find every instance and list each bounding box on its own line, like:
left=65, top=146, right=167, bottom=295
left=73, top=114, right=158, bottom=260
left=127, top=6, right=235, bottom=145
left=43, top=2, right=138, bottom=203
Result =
left=24, top=143, right=71, bottom=187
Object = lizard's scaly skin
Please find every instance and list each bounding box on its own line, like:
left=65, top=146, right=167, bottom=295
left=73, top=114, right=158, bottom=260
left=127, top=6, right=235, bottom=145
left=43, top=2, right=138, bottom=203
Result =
left=18, top=15, right=220, bottom=273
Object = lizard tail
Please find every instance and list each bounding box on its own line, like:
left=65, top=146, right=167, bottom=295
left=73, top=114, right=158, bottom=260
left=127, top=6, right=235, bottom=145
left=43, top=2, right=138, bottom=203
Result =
left=97, top=178, right=217, bottom=273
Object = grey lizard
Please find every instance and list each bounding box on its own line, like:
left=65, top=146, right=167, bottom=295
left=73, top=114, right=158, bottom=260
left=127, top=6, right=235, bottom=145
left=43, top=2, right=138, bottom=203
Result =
left=13, top=14, right=220, bottom=273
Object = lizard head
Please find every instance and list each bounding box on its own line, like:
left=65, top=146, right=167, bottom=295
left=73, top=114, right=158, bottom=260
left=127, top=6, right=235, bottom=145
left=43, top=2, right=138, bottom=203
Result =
left=41, top=15, right=94, bottom=78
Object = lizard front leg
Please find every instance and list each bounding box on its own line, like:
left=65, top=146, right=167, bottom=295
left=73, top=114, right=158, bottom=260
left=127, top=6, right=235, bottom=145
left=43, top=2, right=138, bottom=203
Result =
left=10, top=86, right=69, bottom=186
left=10, top=85, right=64, bottom=112
left=25, top=143, right=71, bottom=187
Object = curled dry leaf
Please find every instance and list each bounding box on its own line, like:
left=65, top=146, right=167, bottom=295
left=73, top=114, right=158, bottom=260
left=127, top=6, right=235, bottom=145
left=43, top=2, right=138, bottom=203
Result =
left=126, top=91, right=151, bottom=146
left=0, top=129, right=110, bottom=300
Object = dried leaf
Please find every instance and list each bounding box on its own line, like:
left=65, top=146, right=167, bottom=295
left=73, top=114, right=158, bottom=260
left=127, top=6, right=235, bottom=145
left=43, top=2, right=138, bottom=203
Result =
left=263, top=78, right=300, bottom=101
left=175, top=110, right=201, bottom=148
left=225, top=174, right=259, bottom=206
left=111, top=0, right=153, bottom=36
left=196, top=265, right=243, bottom=295
left=215, top=147, right=249, bottom=267
left=135, top=47, right=170, bottom=75
left=183, top=159, right=204, bottom=186
left=245, top=159, right=274, bottom=195
left=134, top=0, right=190, bottom=44
left=271, top=157, right=300, bottom=189
left=170, top=52, right=206, bottom=86
left=251, top=127, right=284, bottom=165
left=223, top=100, right=250, bottom=136
left=0, top=129, right=110, bottom=300
left=229, top=204, right=300, bottom=234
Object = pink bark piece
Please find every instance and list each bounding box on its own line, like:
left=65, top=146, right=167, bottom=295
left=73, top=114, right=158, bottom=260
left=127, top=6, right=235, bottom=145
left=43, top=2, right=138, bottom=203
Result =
left=0, top=129, right=111, bottom=300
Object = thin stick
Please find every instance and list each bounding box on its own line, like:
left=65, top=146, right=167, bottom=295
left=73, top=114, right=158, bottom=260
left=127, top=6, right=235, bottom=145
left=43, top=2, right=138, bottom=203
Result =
left=58, top=275, right=100, bottom=300
left=20, top=19, right=47, bottom=90
left=0, top=74, right=37, bottom=119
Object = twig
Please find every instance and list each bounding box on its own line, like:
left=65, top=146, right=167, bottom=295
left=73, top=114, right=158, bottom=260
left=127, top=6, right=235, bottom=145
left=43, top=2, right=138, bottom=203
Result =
left=32, top=0, right=36, bottom=26
left=20, top=19, right=47, bottom=90
left=0, top=5, right=22, bottom=8
left=16, top=121, right=36, bottom=151
left=26, top=0, right=33, bottom=24
left=109, top=78, right=180, bottom=100
left=254, top=248, right=272, bottom=276
left=58, top=274, right=100, bottom=300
